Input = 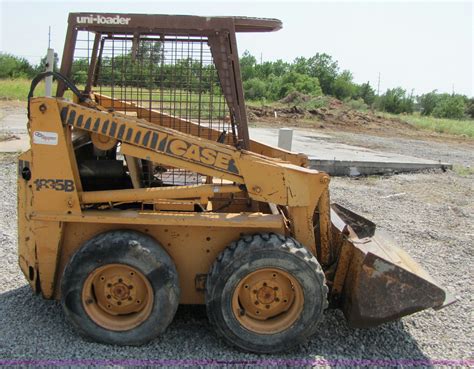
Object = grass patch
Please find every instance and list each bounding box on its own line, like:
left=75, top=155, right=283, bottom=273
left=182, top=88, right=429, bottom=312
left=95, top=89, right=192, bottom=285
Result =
left=452, top=164, right=474, bottom=177
left=383, top=112, right=474, bottom=138
left=0, top=78, right=41, bottom=100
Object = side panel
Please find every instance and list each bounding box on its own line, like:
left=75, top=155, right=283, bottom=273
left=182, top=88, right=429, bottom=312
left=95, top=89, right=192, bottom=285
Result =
left=18, top=151, right=37, bottom=291
left=55, top=222, right=286, bottom=304
left=26, top=99, right=82, bottom=298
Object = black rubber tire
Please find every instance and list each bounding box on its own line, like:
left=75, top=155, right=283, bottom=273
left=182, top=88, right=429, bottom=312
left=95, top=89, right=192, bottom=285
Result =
left=206, top=233, right=328, bottom=353
left=61, top=230, right=180, bottom=346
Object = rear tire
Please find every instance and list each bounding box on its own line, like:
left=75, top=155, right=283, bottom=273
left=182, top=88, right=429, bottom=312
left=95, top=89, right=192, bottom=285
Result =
left=206, top=233, right=328, bottom=353
left=61, top=230, right=179, bottom=346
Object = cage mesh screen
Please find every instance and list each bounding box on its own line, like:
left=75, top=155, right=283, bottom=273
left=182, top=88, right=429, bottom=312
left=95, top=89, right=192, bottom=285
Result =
left=71, top=32, right=234, bottom=186
left=96, top=35, right=230, bottom=135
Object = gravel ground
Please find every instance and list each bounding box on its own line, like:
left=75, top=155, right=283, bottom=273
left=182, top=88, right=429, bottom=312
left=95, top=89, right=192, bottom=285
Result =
left=0, top=153, right=472, bottom=366
left=328, top=130, right=473, bottom=167
left=0, top=124, right=473, bottom=365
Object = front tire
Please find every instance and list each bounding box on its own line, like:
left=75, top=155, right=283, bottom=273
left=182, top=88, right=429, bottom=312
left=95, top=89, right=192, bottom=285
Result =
left=61, top=230, right=180, bottom=346
left=206, top=233, right=328, bottom=353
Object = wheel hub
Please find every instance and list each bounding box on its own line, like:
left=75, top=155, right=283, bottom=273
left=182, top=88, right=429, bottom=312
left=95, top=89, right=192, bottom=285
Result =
left=232, top=268, right=303, bottom=334
left=82, top=264, right=153, bottom=330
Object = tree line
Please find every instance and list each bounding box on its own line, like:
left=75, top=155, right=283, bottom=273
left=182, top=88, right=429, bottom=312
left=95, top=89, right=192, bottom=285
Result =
left=1, top=50, right=473, bottom=119
left=240, top=51, right=473, bottom=119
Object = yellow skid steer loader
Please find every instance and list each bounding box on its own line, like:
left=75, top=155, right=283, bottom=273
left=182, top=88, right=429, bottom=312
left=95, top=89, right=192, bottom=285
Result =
left=17, top=13, right=450, bottom=353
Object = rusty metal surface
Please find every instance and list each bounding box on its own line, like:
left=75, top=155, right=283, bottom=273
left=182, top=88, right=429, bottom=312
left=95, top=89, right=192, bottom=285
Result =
left=68, top=13, right=282, bottom=34
left=329, top=203, right=447, bottom=328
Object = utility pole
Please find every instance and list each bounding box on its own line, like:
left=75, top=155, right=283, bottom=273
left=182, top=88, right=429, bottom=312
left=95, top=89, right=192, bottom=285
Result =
left=260, top=52, right=263, bottom=65
left=377, top=72, right=381, bottom=96
left=45, top=26, right=54, bottom=97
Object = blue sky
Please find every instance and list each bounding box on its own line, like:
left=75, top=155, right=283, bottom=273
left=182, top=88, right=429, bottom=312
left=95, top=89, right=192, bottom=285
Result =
left=1, top=0, right=472, bottom=96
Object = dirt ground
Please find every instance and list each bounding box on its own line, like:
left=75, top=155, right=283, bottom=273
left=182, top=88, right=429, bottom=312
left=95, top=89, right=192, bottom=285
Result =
left=247, top=98, right=472, bottom=145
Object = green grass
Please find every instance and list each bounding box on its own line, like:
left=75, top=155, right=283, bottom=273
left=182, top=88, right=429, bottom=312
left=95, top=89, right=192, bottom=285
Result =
left=0, top=78, right=80, bottom=102
left=0, top=78, right=37, bottom=100
left=383, top=112, right=474, bottom=138
left=453, top=164, right=474, bottom=177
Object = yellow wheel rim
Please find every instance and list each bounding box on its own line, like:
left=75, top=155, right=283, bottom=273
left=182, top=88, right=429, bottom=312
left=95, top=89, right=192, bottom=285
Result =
left=232, top=268, right=304, bottom=334
left=82, top=264, right=153, bottom=331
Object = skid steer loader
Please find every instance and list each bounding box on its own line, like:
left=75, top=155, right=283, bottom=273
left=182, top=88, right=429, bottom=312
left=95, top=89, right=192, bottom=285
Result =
left=18, top=13, right=450, bottom=353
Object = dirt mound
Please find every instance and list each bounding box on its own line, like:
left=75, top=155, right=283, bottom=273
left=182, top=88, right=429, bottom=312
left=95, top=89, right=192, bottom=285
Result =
left=247, top=98, right=411, bottom=131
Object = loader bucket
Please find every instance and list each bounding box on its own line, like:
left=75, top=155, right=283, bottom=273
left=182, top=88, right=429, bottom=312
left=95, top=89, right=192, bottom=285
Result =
left=330, top=204, right=448, bottom=328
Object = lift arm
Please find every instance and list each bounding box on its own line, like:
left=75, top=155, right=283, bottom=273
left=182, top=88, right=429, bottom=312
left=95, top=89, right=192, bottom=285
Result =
left=57, top=99, right=329, bottom=209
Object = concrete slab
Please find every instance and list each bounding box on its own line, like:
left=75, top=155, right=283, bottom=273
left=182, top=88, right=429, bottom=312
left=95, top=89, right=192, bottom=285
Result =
left=250, top=128, right=452, bottom=176
left=0, top=111, right=29, bottom=153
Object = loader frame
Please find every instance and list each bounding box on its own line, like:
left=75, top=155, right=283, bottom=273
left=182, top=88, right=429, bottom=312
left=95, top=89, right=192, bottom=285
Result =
left=18, top=14, right=333, bottom=305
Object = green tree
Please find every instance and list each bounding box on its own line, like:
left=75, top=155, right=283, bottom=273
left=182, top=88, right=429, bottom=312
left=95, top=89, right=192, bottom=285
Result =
left=332, top=70, right=356, bottom=100
left=355, top=81, right=376, bottom=105
left=71, top=58, right=90, bottom=84
left=279, top=71, right=322, bottom=98
left=418, top=90, right=440, bottom=116
left=0, top=53, right=35, bottom=78
left=243, top=78, right=268, bottom=100
left=239, top=50, right=257, bottom=81
left=465, top=98, right=474, bottom=119
left=377, top=87, right=414, bottom=114
left=305, top=53, right=339, bottom=95
left=432, top=94, right=466, bottom=119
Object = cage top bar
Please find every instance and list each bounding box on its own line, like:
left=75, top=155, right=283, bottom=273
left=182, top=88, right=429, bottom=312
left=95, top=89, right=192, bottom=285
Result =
left=69, top=13, right=282, bottom=34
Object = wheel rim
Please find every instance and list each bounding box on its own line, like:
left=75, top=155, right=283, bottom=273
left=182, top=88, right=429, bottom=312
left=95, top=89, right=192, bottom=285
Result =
left=232, top=268, right=304, bottom=334
left=82, top=264, right=153, bottom=331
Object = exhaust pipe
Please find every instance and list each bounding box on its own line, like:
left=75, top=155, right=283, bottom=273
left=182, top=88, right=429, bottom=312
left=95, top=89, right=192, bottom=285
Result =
left=329, top=204, right=453, bottom=328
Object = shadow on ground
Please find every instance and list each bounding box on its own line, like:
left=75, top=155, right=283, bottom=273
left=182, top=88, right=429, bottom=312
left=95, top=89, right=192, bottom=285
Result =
left=0, top=284, right=432, bottom=367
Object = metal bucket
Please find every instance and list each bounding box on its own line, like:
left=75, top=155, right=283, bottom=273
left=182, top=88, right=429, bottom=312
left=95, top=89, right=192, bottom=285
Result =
left=329, top=204, right=452, bottom=328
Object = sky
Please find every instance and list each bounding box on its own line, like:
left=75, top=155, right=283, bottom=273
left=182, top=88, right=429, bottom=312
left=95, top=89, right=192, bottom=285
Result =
left=0, top=0, right=472, bottom=97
